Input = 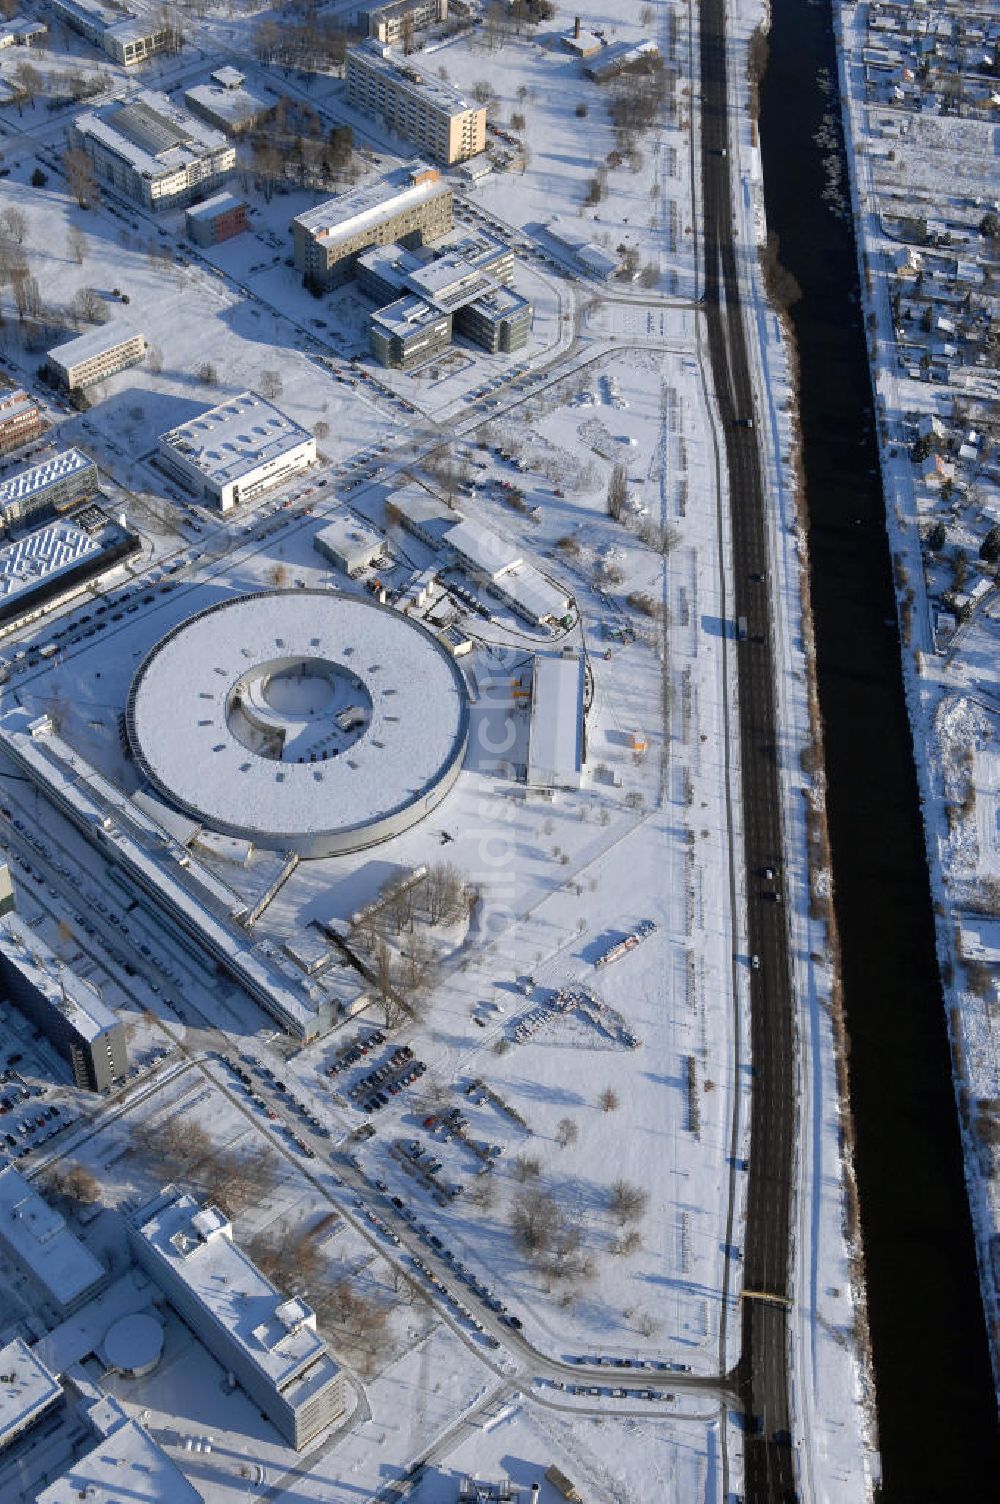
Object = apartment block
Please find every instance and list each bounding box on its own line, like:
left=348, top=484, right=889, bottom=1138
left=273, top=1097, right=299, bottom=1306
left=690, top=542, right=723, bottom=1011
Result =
left=0, top=914, right=129, bottom=1091
left=128, top=1189, right=345, bottom=1449
left=68, top=91, right=235, bottom=210
left=47, top=319, right=146, bottom=391
left=292, top=160, right=452, bottom=290
left=370, top=294, right=451, bottom=369
left=0, top=389, right=42, bottom=454
left=360, top=0, right=448, bottom=47
left=346, top=40, right=485, bottom=165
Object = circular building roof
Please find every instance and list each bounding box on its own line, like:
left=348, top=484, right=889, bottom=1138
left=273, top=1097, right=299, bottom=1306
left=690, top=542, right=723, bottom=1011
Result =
left=126, top=590, right=469, bottom=859
left=102, top=1312, right=164, bottom=1377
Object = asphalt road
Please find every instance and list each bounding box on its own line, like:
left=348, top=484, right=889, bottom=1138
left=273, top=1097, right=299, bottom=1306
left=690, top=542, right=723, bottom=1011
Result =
left=698, top=2, right=800, bottom=1499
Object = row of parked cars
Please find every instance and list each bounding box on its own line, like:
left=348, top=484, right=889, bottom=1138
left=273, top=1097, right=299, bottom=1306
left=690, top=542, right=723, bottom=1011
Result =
left=326, top=1029, right=386, bottom=1076
left=347, top=1046, right=426, bottom=1114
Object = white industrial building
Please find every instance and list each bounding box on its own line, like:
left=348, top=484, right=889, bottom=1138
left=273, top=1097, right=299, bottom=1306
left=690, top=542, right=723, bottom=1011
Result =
left=157, top=393, right=316, bottom=512
left=47, top=319, right=146, bottom=391
left=68, top=91, right=235, bottom=210
left=0, top=1339, right=63, bottom=1451
left=0, top=1167, right=107, bottom=1317
left=49, top=0, right=173, bottom=66
left=527, top=650, right=586, bottom=789
left=128, top=1189, right=345, bottom=1450
left=443, top=518, right=570, bottom=626
left=314, top=514, right=384, bottom=575
left=386, top=483, right=457, bottom=547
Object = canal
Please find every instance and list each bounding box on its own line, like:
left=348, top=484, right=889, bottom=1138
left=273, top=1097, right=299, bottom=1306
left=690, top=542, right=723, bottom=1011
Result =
left=758, top=1, right=1000, bottom=1497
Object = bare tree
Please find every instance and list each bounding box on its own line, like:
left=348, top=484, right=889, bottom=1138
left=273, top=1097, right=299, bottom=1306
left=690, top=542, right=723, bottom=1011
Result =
left=67, top=226, right=88, bottom=265
left=511, top=1153, right=541, bottom=1182
left=259, top=368, right=283, bottom=400
left=70, top=286, right=106, bottom=325
left=511, top=1186, right=561, bottom=1254
left=197, top=361, right=218, bottom=385
left=63, top=147, right=98, bottom=209
left=424, top=861, right=466, bottom=925
left=13, top=59, right=41, bottom=108
left=313, top=419, right=330, bottom=440
left=146, top=345, right=163, bottom=373
left=555, top=1117, right=578, bottom=1148
left=609, top=1179, right=649, bottom=1225
left=607, top=462, right=628, bottom=521
left=0, top=206, right=28, bottom=246
left=599, top=1087, right=620, bottom=1113
left=11, top=270, right=40, bottom=322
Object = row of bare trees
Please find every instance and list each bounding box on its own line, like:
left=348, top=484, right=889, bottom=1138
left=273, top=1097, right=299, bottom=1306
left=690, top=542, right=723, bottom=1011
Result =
left=133, top=1117, right=278, bottom=1218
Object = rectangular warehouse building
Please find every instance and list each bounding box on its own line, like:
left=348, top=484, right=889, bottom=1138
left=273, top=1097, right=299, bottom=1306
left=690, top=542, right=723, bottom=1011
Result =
left=185, top=191, right=248, bottom=246
left=129, top=1189, right=345, bottom=1449
left=0, top=389, right=42, bottom=455
left=0, top=913, right=129, bottom=1090
left=292, top=160, right=452, bottom=290
left=0, top=512, right=140, bottom=632
left=47, top=320, right=146, bottom=392
left=527, top=650, right=586, bottom=788
left=184, top=68, right=272, bottom=136
left=315, top=514, right=384, bottom=575
left=158, top=392, right=316, bottom=513
left=346, top=40, right=485, bottom=165
left=0, top=448, right=98, bottom=530
left=68, top=91, right=235, bottom=210
left=0, top=1167, right=107, bottom=1317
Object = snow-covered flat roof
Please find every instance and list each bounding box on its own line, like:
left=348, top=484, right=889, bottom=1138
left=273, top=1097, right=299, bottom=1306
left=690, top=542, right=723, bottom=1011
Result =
left=499, top=561, right=570, bottom=623
left=372, top=293, right=449, bottom=338
left=0, top=913, right=119, bottom=1041
left=293, top=161, right=450, bottom=247
left=0, top=1339, right=62, bottom=1447
left=315, top=513, right=384, bottom=566
left=131, top=1189, right=340, bottom=1394
left=0, top=1167, right=106, bottom=1311
left=48, top=318, right=142, bottom=372
left=184, top=190, right=245, bottom=221
left=126, top=590, right=468, bottom=857
left=445, top=517, right=522, bottom=580
left=184, top=80, right=271, bottom=130
left=350, top=38, right=478, bottom=113
left=0, top=448, right=94, bottom=508
left=159, top=392, right=312, bottom=489
left=37, top=1396, right=203, bottom=1504
left=0, top=519, right=100, bottom=602
left=528, top=651, right=585, bottom=782
left=387, top=483, right=456, bottom=540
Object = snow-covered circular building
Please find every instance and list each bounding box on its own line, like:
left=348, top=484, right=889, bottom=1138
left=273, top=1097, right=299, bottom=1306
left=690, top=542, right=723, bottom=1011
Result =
left=126, top=590, right=469, bottom=858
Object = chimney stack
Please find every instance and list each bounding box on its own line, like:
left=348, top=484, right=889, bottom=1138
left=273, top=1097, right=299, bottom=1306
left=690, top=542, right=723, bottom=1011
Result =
left=575, top=17, right=581, bottom=40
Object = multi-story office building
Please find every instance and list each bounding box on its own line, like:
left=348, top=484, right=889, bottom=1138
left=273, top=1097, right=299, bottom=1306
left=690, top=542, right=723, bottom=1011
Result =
left=47, top=320, right=146, bottom=392
left=0, top=1339, right=63, bottom=1452
left=292, top=160, right=452, bottom=290
left=0, top=448, right=98, bottom=530
left=455, top=285, right=531, bottom=353
left=37, top=1392, right=204, bottom=1504
left=0, top=389, right=42, bottom=454
left=346, top=40, right=485, bottom=165
left=185, top=191, right=248, bottom=246
left=360, top=0, right=448, bottom=47
left=157, top=393, right=316, bottom=513
left=0, top=914, right=129, bottom=1091
left=129, top=1189, right=345, bottom=1449
left=370, top=294, right=451, bottom=369
left=49, top=0, right=173, bottom=67
left=0, top=1168, right=107, bottom=1316
left=68, top=92, right=234, bottom=211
